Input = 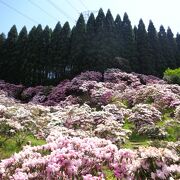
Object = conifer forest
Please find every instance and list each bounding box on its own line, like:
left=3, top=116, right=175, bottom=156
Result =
left=1, top=9, right=180, bottom=86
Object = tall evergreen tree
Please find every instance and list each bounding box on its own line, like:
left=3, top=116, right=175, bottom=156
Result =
left=93, top=8, right=107, bottom=71
left=104, top=9, right=117, bottom=68
left=114, top=14, right=123, bottom=57
left=121, top=13, right=137, bottom=71
left=50, top=22, right=62, bottom=81
left=24, top=26, right=37, bottom=85
left=133, top=26, right=137, bottom=41
left=84, top=13, right=96, bottom=70
left=58, top=22, right=71, bottom=79
left=147, top=20, right=163, bottom=76
left=136, top=19, right=150, bottom=74
left=0, top=33, right=6, bottom=79
left=31, top=24, right=43, bottom=85
left=40, top=25, right=52, bottom=84
left=4, top=25, right=18, bottom=82
left=158, top=25, right=169, bottom=71
left=0, top=9, right=180, bottom=85
left=167, top=27, right=177, bottom=68
left=176, top=33, right=180, bottom=67
left=70, top=13, right=86, bottom=74
left=16, top=26, right=28, bottom=83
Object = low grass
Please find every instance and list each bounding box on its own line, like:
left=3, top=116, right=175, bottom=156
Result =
left=165, top=123, right=180, bottom=141
left=103, top=167, right=116, bottom=180
left=123, top=120, right=134, bottom=130
left=0, top=133, right=46, bottom=160
left=122, top=120, right=150, bottom=149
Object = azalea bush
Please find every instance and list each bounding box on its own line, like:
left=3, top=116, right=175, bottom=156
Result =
left=138, top=125, right=168, bottom=139
left=0, top=69, right=180, bottom=179
left=129, top=104, right=162, bottom=129
left=175, top=105, right=180, bottom=121
left=0, top=80, right=24, bottom=99
left=0, top=137, right=179, bottom=180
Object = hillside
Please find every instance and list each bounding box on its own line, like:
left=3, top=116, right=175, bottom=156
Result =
left=0, top=69, right=179, bottom=179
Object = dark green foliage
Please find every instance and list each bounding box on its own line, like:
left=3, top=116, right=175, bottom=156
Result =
left=40, top=26, right=52, bottom=84
left=0, top=9, right=180, bottom=86
left=110, top=57, right=132, bottom=72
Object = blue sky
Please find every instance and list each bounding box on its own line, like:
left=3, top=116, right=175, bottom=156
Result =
left=0, top=0, right=180, bottom=36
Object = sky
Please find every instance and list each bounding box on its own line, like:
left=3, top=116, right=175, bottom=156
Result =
left=0, top=0, right=180, bottom=36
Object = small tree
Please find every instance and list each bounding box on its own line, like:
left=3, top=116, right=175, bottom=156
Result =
left=163, top=68, right=180, bottom=85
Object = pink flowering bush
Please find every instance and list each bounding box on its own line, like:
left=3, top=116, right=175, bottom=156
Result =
left=0, top=137, right=117, bottom=179
left=104, top=69, right=141, bottom=87
left=73, top=71, right=102, bottom=82
left=0, top=80, right=24, bottom=99
left=132, top=72, right=166, bottom=84
left=132, top=84, right=180, bottom=111
left=0, top=137, right=179, bottom=180
left=21, top=86, right=44, bottom=101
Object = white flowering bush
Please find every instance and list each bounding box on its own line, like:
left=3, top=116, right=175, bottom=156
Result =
left=46, top=104, right=130, bottom=146
left=175, top=105, right=180, bottom=121
left=138, top=125, right=168, bottom=139
left=129, top=104, right=162, bottom=128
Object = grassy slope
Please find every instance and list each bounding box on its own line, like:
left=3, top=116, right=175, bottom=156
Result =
left=0, top=134, right=46, bottom=160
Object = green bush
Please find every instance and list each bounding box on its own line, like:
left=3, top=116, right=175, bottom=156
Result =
left=163, top=68, right=180, bottom=85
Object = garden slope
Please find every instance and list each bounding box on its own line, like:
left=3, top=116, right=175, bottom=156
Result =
left=0, top=69, right=179, bottom=179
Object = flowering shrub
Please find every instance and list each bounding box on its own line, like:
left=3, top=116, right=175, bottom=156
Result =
left=129, top=104, right=162, bottom=128
left=47, top=104, right=130, bottom=145
left=21, top=86, right=44, bottom=101
left=44, top=80, right=71, bottom=105
left=0, top=69, right=180, bottom=179
left=129, top=84, right=180, bottom=111
left=0, top=137, right=116, bottom=179
left=132, top=72, right=166, bottom=84
left=138, top=125, right=168, bottom=139
left=90, top=86, right=114, bottom=105
left=175, top=105, right=180, bottom=121
left=73, top=71, right=102, bottom=82
left=0, top=80, right=24, bottom=99
left=104, top=69, right=141, bottom=87
left=0, top=137, right=179, bottom=180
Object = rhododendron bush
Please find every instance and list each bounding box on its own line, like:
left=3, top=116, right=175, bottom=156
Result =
left=0, top=69, right=180, bottom=179
left=0, top=137, right=179, bottom=179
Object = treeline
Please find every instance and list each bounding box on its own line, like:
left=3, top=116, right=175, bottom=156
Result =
left=0, top=8, right=180, bottom=86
